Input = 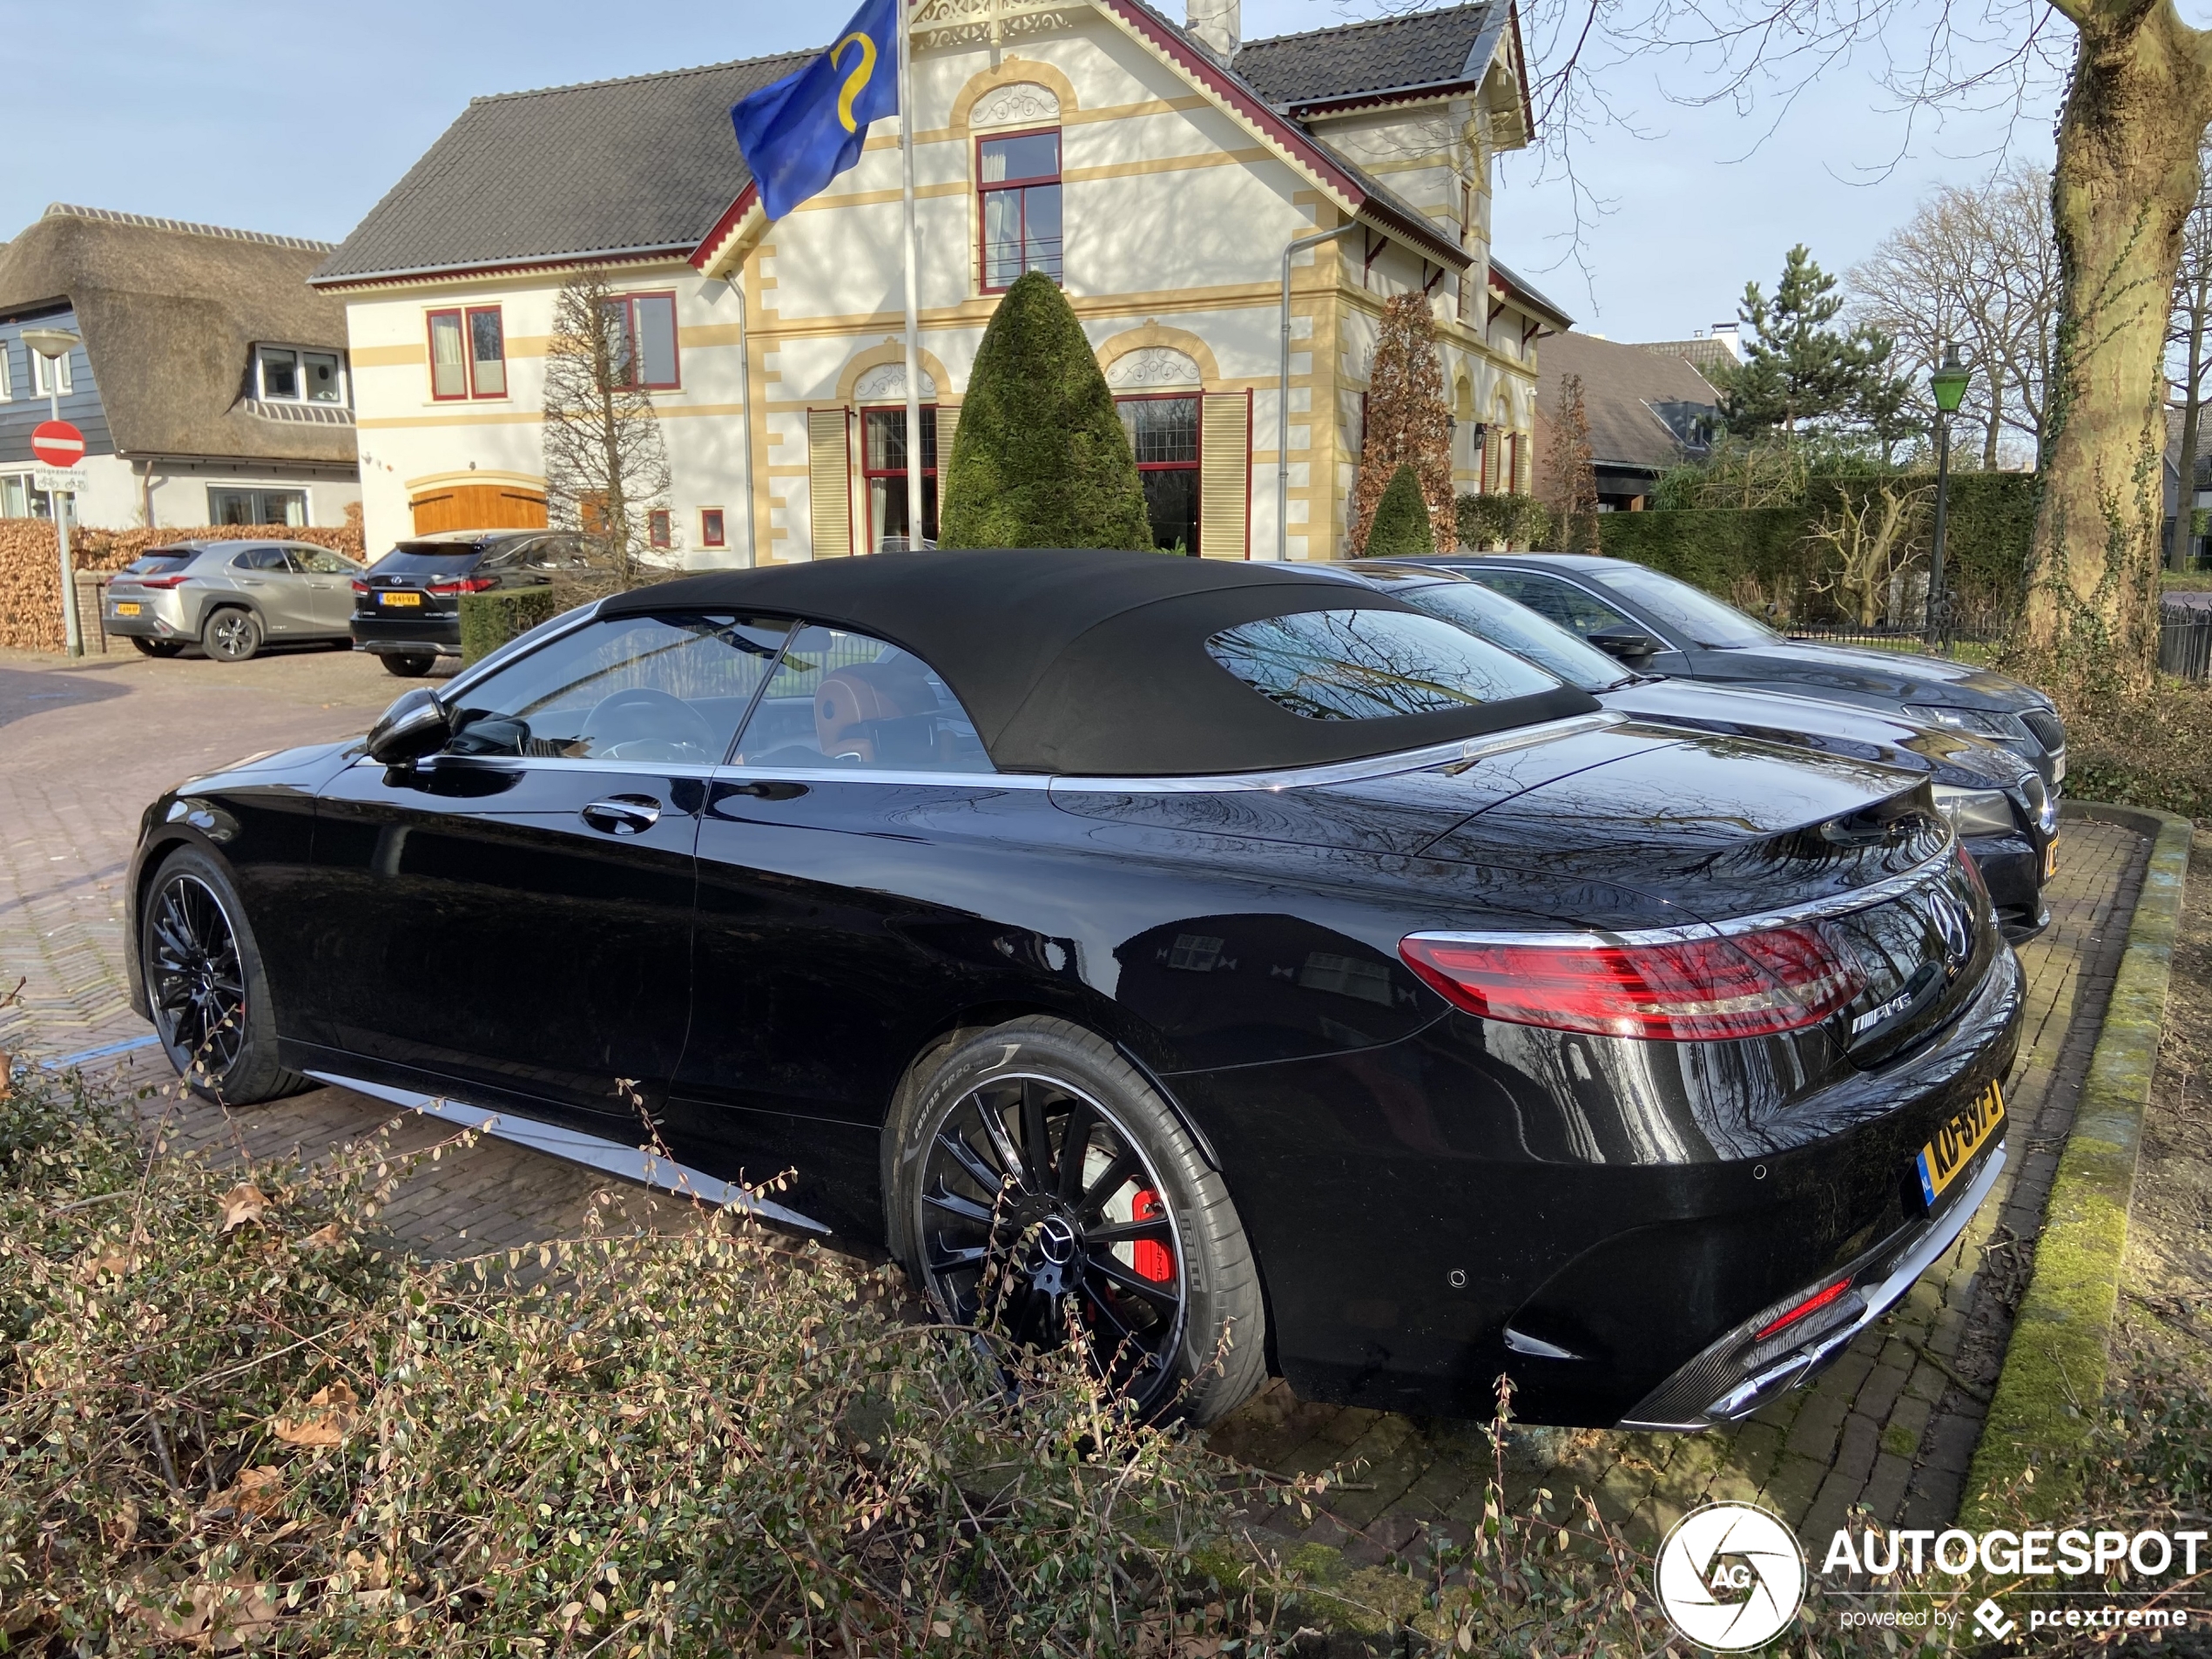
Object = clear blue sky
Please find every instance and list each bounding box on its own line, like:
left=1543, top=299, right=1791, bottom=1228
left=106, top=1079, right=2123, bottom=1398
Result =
left=0, top=0, right=2066, bottom=341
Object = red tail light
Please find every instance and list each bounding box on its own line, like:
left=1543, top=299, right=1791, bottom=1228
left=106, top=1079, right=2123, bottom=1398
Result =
left=132, top=575, right=190, bottom=590
left=1753, top=1276, right=1856, bottom=1341
left=1129, top=1189, right=1174, bottom=1282
left=1398, top=923, right=1865, bottom=1042
left=426, top=577, right=497, bottom=596
left=351, top=580, right=371, bottom=596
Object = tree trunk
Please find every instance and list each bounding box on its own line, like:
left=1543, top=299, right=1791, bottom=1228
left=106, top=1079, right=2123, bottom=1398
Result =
left=2175, top=307, right=2208, bottom=569
left=1984, top=381, right=2004, bottom=469
left=2020, top=2, right=2212, bottom=679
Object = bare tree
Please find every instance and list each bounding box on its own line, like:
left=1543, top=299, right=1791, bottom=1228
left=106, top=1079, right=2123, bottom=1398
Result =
left=2168, top=150, right=2212, bottom=568
left=1351, top=0, right=2212, bottom=684
left=1809, top=482, right=1933, bottom=624
left=1352, top=293, right=1458, bottom=553
left=542, top=269, right=675, bottom=589
left=1852, top=165, right=2059, bottom=469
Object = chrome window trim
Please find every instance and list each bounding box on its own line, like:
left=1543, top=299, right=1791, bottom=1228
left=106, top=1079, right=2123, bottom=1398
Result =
left=1403, top=840, right=1959, bottom=948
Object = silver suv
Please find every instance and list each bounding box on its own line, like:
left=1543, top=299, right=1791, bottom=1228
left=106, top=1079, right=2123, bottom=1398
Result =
left=102, top=540, right=365, bottom=663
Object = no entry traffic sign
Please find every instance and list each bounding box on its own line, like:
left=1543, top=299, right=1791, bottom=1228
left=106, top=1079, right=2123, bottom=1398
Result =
left=30, top=421, right=84, bottom=468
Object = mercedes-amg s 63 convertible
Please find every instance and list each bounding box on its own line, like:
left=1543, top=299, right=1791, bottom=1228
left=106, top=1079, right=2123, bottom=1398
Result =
left=127, top=549, right=2020, bottom=1430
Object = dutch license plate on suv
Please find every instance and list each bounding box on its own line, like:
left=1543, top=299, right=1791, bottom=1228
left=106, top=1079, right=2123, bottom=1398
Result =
left=113, top=602, right=142, bottom=617
left=1917, top=1079, right=2005, bottom=1207
left=381, top=590, right=421, bottom=607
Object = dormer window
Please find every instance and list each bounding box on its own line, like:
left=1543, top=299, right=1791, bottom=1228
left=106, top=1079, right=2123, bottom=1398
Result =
left=256, top=344, right=347, bottom=405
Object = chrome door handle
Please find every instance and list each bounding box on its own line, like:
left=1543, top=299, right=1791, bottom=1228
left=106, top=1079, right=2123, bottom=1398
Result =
left=581, top=795, right=662, bottom=835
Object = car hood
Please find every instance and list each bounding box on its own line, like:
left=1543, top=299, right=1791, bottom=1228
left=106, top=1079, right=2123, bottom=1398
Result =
left=1697, top=639, right=2046, bottom=711
left=172, top=737, right=361, bottom=796
left=1602, top=680, right=2031, bottom=791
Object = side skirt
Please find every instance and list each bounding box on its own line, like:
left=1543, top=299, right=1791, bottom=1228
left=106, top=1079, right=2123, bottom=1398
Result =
left=302, top=1068, right=832, bottom=1236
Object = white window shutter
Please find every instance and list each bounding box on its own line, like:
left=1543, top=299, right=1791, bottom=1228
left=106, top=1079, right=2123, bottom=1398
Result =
left=1199, top=392, right=1250, bottom=560
left=807, top=408, right=853, bottom=558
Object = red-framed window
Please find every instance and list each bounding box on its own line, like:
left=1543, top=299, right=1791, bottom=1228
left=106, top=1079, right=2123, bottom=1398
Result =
left=428, top=305, right=506, bottom=400
left=979, top=128, right=1062, bottom=293
left=863, top=405, right=938, bottom=550
left=700, top=508, right=726, bottom=549
left=600, top=291, right=681, bottom=390
left=1116, top=394, right=1200, bottom=556
left=648, top=509, right=671, bottom=549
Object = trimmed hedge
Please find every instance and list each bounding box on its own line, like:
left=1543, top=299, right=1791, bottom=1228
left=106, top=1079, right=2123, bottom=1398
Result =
left=1595, top=469, right=2040, bottom=625
left=1363, top=464, right=1435, bottom=556
left=458, top=585, right=567, bottom=664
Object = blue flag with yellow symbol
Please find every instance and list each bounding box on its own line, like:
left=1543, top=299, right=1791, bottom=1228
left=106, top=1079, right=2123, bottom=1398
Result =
left=731, top=0, right=901, bottom=222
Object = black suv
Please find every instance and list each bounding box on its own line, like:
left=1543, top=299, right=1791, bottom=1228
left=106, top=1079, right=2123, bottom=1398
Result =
left=351, top=529, right=592, bottom=677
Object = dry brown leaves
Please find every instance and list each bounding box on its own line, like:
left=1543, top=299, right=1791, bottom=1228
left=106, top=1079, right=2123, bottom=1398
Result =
left=216, top=1184, right=267, bottom=1234
left=269, top=1381, right=360, bottom=1448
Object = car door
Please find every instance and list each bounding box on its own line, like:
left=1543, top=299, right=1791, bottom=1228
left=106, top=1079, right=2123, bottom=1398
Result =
left=287, top=544, right=361, bottom=633
left=1463, top=570, right=1692, bottom=675
left=298, top=610, right=785, bottom=1128
left=226, top=544, right=319, bottom=635
left=674, top=619, right=1015, bottom=1236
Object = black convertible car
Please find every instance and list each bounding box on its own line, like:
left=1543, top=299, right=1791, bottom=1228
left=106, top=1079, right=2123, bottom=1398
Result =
left=127, top=550, right=2020, bottom=1431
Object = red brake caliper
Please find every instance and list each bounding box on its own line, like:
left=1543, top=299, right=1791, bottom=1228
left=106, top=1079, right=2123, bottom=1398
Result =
left=1130, top=1189, right=1174, bottom=1282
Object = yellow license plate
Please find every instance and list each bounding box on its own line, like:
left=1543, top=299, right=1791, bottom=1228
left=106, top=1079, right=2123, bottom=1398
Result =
left=2044, top=833, right=2059, bottom=880
left=1917, top=1080, right=2005, bottom=1206
left=380, top=590, right=421, bottom=607
left=113, top=602, right=141, bottom=617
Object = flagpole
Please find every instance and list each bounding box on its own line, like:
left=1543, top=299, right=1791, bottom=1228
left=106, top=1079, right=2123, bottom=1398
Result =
left=897, top=0, right=925, bottom=550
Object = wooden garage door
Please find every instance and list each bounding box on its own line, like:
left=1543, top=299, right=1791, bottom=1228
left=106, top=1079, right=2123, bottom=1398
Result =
left=409, top=484, right=549, bottom=535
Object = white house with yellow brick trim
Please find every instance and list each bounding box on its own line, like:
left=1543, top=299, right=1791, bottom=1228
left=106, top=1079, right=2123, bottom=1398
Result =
left=314, top=0, right=1568, bottom=566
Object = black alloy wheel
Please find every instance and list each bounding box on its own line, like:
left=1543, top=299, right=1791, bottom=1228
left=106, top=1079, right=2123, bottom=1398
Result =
left=130, top=637, right=183, bottom=658
left=145, top=872, right=246, bottom=1082
left=139, top=849, right=302, bottom=1103
left=381, top=652, right=438, bottom=678
left=202, top=608, right=263, bottom=663
left=892, top=1018, right=1267, bottom=1424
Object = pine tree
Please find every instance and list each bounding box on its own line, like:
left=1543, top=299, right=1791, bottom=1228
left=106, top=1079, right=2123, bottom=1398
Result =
left=1362, top=464, right=1436, bottom=556
left=1714, top=246, right=1913, bottom=440
left=938, top=273, right=1153, bottom=550
left=1352, top=293, right=1457, bottom=555
left=1541, top=374, right=1601, bottom=553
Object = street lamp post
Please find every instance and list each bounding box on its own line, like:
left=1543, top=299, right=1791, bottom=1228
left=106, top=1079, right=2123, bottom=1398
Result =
left=1925, top=345, right=1973, bottom=645
left=21, top=326, right=84, bottom=658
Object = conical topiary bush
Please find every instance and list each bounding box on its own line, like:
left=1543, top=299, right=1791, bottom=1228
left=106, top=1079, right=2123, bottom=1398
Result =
left=1360, top=463, right=1435, bottom=557
left=938, top=272, right=1154, bottom=550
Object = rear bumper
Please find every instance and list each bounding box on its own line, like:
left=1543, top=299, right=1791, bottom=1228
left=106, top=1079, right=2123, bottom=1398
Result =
left=1964, top=833, right=2047, bottom=941
left=352, top=613, right=460, bottom=655
left=1618, top=1139, right=2006, bottom=1427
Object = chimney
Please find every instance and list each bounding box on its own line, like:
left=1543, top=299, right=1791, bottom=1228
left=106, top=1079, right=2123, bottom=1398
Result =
left=1188, top=0, right=1239, bottom=59
left=1710, top=321, right=1744, bottom=361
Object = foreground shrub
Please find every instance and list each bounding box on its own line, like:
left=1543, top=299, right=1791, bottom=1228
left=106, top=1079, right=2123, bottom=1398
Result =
left=0, top=1066, right=1269, bottom=1654
left=1361, top=465, right=1435, bottom=557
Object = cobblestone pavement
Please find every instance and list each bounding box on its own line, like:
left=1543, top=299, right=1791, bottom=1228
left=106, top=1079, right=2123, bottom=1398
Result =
left=0, top=648, right=2153, bottom=1563
left=1207, top=815, right=2150, bottom=1568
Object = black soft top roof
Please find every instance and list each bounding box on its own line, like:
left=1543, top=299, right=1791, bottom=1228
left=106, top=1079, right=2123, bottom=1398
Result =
left=600, top=548, right=1595, bottom=776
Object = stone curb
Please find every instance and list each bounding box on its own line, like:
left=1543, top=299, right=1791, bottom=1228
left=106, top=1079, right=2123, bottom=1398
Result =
left=1959, top=800, right=2193, bottom=1525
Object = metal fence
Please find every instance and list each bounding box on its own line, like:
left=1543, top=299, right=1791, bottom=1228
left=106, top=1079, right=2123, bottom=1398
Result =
left=2161, top=604, right=2212, bottom=680
left=1781, top=623, right=2005, bottom=656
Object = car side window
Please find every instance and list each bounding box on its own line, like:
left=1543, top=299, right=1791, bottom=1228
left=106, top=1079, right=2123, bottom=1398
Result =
left=1469, top=572, right=1635, bottom=639
left=442, top=614, right=792, bottom=765
left=732, top=623, right=990, bottom=773
left=289, top=547, right=358, bottom=575
left=231, top=546, right=289, bottom=572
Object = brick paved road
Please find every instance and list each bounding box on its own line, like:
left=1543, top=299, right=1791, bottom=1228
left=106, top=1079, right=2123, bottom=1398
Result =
left=0, top=646, right=2151, bottom=1556
left=1208, top=815, right=2149, bottom=1565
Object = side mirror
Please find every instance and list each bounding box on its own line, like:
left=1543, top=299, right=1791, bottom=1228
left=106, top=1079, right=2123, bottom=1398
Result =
left=366, top=686, right=451, bottom=766
left=1588, top=627, right=1662, bottom=668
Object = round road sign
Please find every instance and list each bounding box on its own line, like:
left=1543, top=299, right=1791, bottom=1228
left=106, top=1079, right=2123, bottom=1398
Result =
left=31, top=421, right=84, bottom=468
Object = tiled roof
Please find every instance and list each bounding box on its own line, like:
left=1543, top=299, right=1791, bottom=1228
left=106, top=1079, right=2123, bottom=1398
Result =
left=1538, top=331, right=1720, bottom=472
left=1233, top=3, right=1504, bottom=106
left=1636, top=336, right=1741, bottom=375
left=314, top=52, right=810, bottom=286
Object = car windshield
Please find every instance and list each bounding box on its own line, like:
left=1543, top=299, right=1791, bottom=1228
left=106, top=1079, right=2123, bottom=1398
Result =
left=1391, top=580, right=1635, bottom=693
left=1600, top=564, right=1778, bottom=648
left=1206, top=608, right=1562, bottom=721
left=125, top=551, right=197, bottom=575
